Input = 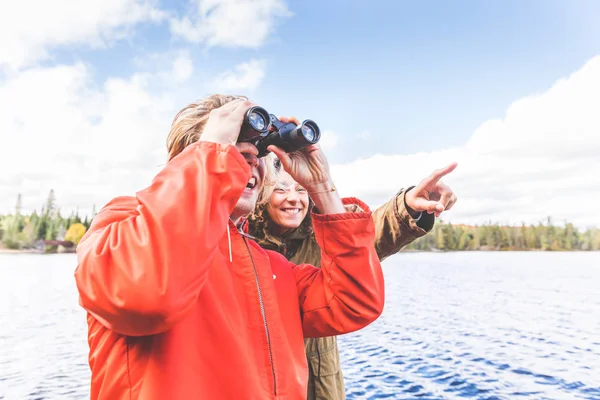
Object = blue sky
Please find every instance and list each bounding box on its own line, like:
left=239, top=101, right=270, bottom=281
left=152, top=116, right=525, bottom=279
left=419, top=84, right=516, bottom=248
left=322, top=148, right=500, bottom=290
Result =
left=1, top=0, right=600, bottom=227
left=51, top=0, right=600, bottom=163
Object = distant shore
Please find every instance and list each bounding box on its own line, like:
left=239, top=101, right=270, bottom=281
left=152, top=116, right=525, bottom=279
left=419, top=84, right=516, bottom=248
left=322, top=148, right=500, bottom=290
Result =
left=0, top=248, right=75, bottom=254
left=0, top=248, right=40, bottom=254
left=1, top=247, right=597, bottom=255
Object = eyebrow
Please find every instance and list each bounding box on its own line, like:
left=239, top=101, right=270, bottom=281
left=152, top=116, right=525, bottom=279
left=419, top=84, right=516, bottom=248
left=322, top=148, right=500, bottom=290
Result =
left=276, top=182, right=307, bottom=192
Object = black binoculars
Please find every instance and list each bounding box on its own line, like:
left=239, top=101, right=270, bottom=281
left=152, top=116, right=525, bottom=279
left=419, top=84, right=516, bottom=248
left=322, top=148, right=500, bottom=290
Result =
left=238, top=106, right=321, bottom=158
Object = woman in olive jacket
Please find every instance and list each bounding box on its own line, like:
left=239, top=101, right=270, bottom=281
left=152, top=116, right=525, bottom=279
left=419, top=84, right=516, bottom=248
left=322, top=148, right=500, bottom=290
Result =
left=247, top=155, right=458, bottom=400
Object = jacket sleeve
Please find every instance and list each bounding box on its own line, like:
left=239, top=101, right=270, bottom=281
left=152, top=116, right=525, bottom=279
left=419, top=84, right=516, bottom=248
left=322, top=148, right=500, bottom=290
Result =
left=372, top=187, right=435, bottom=261
left=74, top=141, right=249, bottom=337
left=293, top=198, right=385, bottom=338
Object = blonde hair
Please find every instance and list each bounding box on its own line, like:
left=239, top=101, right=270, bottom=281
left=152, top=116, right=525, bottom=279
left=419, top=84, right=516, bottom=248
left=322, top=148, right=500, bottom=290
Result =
left=166, top=93, right=248, bottom=161
left=255, top=153, right=280, bottom=205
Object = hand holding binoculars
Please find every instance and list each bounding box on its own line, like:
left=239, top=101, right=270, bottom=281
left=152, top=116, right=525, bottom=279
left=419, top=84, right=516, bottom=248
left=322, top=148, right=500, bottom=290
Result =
left=238, top=106, right=321, bottom=158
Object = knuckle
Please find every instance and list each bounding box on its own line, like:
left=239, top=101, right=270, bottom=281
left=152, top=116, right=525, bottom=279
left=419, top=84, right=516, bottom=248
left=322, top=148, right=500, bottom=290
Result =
left=240, top=100, right=254, bottom=109
left=210, top=108, right=224, bottom=118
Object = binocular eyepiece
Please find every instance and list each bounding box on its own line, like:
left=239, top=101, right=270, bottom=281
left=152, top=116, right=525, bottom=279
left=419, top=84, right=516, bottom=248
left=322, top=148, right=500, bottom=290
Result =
left=238, top=106, right=321, bottom=158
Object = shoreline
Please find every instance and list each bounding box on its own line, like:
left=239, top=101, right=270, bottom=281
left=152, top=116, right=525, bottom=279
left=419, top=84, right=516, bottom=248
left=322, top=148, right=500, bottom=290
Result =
left=0, top=248, right=75, bottom=254
left=0, top=248, right=41, bottom=254
left=1, top=248, right=598, bottom=255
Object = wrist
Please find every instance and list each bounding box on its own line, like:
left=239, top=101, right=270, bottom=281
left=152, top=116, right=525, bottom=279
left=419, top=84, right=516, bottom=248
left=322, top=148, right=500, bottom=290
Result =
left=401, top=187, right=422, bottom=219
left=306, top=179, right=336, bottom=195
left=310, top=189, right=345, bottom=215
left=199, top=134, right=235, bottom=146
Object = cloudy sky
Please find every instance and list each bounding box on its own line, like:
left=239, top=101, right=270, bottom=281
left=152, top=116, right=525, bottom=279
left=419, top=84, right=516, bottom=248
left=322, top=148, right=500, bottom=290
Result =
left=1, top=0, right=599, bottom=229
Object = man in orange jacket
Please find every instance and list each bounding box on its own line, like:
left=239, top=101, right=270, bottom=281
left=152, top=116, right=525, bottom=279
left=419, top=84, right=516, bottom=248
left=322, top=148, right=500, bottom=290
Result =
left=74, top=94, right=386, bottom=399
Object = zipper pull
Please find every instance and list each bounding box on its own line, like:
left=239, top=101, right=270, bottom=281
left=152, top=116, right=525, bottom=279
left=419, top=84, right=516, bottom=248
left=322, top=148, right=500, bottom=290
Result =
left=226, top=223, right=232, bottom=263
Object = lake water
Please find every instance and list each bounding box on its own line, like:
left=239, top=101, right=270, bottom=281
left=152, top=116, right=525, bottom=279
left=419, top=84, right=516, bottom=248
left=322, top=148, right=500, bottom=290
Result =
left=1, top=252, right=599, bottom=399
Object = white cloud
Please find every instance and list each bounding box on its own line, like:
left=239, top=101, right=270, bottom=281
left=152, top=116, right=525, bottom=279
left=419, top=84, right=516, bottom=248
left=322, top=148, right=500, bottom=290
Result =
left=211, top=59, right=267, bottom=91
left=318, top=130, right=339, bottom=151
left=134, top=49, right=195, bottom=84
left=0, top=63, right=174, bottom=216
left=170, top=0, right=291, bottom=48
left=331, top=56, right=600, bottom=229
left=0, top=0, right=165, bottom=71
left=0, top=0, right=286, bottom=217
left=1, top=46, right=599, bottom=230
left=171, top=51, right=194, bottom=83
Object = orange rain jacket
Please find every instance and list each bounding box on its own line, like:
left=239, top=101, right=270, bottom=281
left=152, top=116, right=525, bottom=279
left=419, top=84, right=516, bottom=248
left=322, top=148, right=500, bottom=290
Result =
left=74, top=141, right=385, bottom=400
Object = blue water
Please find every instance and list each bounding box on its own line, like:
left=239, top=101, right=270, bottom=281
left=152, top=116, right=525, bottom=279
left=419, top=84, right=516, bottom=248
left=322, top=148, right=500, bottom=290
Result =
left=338, top=252, right=600, bottom=399
left=1, top=252, right=599, bottom=399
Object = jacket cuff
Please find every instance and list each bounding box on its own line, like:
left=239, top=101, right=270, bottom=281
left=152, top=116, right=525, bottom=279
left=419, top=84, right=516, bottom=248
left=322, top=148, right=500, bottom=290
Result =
left=311, top=197, right=372, bottom=222
left=395, top=187, right=434, bottom=233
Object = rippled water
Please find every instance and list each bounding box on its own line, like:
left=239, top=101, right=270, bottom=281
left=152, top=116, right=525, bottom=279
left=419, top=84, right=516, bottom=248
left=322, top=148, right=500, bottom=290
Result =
left=1, top=252, right=599, bottom=399
left=338, top=252, right=600, bottom=399
left=0, top=254, right=89, bottom=399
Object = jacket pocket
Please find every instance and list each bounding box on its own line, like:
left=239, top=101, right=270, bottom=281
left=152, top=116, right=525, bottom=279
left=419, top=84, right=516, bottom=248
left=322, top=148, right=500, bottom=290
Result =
left=307, top=345, right=346, bottom=400
left=308, top=345, right=340, bottom=377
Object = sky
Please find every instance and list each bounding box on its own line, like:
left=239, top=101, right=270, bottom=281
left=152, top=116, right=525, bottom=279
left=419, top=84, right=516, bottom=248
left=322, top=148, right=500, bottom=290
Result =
left=1, top=0, right=599, bottom=229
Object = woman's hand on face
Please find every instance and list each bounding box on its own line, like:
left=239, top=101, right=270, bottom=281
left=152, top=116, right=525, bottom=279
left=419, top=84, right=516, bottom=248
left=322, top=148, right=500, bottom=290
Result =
left=267, top=116, right=334, bottom=193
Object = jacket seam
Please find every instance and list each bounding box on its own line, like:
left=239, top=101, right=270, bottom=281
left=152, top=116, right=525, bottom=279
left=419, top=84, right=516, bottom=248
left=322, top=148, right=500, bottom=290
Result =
left=126, top=339, right=132, bottom=400
left=392, top=187, right=405, bottom=222
left=318, top=222, right=344, bottom=332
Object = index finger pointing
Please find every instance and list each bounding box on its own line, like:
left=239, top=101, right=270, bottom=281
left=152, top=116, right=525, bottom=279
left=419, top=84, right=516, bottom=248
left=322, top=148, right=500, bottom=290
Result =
left=423, top=162, right=458, bottom=186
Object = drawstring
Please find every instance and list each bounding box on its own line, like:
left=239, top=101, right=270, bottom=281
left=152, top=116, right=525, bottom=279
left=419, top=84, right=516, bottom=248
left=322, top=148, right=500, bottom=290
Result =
left=226, top=223, right=232, bottom=262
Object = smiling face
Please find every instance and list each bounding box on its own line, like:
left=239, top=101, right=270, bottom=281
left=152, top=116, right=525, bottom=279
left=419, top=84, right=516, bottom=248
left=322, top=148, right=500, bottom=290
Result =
left=266, top=169, right=310, bottom=235
left=231, top=147, right=267, bottom=223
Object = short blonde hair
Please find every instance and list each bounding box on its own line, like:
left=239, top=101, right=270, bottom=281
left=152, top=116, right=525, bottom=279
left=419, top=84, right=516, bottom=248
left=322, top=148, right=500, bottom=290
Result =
left=166, top=93, right=247, bottom=161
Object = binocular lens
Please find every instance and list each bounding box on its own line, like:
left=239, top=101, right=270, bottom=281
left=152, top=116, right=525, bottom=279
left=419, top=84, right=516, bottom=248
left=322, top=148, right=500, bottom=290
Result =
left=300, top=121, right=320, bottom=144
left=302, top=124, right=316, bottom=142
left=240, top=106, right=320, bottom=157
left=240, top=106, right=271, bottom=142
left=248, top=111, right=267, bottom=131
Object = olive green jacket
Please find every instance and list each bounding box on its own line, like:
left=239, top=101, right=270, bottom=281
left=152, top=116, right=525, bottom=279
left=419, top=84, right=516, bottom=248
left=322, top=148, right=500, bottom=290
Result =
left=251, top=188, right=434, bottom=400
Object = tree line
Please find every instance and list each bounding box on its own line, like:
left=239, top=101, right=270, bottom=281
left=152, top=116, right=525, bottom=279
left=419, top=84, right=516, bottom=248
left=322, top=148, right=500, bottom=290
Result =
left=0, top=190, right=92, bottom=251
left=405, top=217, right=600, bottom=251
left=1, top=191, right=599, bottom=252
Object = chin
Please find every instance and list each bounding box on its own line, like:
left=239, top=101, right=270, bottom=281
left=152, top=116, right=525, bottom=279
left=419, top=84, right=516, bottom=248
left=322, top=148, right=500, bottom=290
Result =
left=284, top=218, right=303, bottom=230
left=234, top=198, right=257, bottom=219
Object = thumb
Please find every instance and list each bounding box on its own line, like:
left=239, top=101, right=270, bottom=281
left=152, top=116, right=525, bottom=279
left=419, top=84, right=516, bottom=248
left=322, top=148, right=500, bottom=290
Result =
left=267, top=145, right=291, bottom=170
left=411, top=197, right=445, bottom=214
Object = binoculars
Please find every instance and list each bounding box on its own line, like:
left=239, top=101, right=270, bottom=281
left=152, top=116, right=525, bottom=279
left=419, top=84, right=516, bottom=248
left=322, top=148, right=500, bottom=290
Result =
left=238, top=106, right=321, bottom=158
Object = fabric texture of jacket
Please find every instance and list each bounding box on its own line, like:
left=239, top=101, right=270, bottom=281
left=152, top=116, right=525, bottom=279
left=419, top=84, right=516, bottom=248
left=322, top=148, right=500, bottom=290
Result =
left=73, top=141, right=385, bottom=400
left=250, top=188, right=435, bottom=400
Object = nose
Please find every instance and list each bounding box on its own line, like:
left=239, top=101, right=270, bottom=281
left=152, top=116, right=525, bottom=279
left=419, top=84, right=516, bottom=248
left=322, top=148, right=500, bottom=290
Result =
left=285, top=189, right=299, bottom=202
left=244, top=153, right=259, bottom=168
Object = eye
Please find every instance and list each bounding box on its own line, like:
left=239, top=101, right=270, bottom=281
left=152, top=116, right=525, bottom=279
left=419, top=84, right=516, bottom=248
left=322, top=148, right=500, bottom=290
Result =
left=297, top=187, right=307, bottom=193
left=274, top=188, right=285, bottom=193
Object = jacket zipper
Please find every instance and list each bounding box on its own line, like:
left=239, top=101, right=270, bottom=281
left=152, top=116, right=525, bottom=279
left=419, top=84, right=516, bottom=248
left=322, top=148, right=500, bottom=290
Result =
left=242, top=236, right=277, bottom=396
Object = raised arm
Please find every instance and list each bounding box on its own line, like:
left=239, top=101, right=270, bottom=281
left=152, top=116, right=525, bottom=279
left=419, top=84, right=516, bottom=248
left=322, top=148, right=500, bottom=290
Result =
left=74, top=99, right=257, bottom=337
left=373, top=163, right=459, bottom=260
left=371, top=188, right=434, bottom=261
left=74, top=142, right=249, bottom=336
left=291, top=198, right=385, bottom=338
